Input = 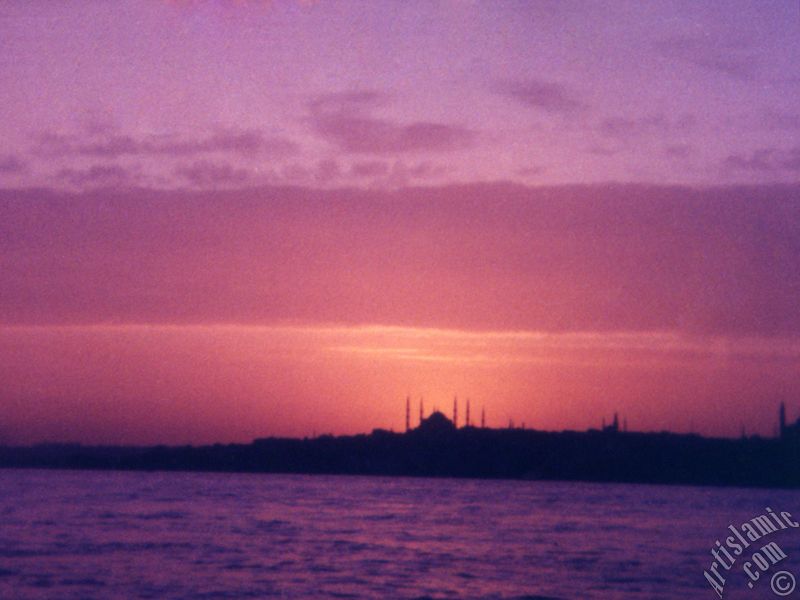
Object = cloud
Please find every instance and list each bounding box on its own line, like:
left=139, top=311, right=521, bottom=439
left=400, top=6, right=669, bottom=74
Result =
left=314, top=158, right=340, bottom=183
left=347, top=159, right=444, bottom=186
left=173, top=157, right=342, bottom=189
left=760, top=109, right=800, bottom=131
left=312, top=115, right=475, bottom=154
left=279, top=158, right=342, bottom=185
left=382, top=161, right=446, bottom=187
left=516, top=166, right=546, bottom=177
left=0, top=154, right=27, bottom=174
left=663, top=144, right=693, bottom=159
left=599, top=116, right=667, bottom=140
left=495, top=79, right=584, bottom=114
left=693, top=56, right=755, bottom=80
left=308, top=90, right=475, bottom=154
left=655, top=35, right=758, bottom=81
left=350, top=160, right=389, bottom=177
left=315, top=115, right=474, bottom=154
left=597, top=114, right=695, bottom=142
left=308, top=90, right=386, bottom=115
left=35, top=128, right=297, bottom=159
left=586, top=146, right=620, bottom=157
left=56, top=164, right=140, bottom=188
left=175, top=161, right=251, bottom=187
left=589, top=115, right=696, bottom=159
left=723, top=147, right=800, bottom=173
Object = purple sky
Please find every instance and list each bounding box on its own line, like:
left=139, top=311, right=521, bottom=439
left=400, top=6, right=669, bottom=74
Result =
left=0, top=2, right=799, bottom=444
left=0, top=1, right=798, bottom=189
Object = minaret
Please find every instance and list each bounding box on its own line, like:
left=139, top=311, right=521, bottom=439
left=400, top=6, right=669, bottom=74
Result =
left=419, top=397, right=424, bottom=425
left=453, top=395, right=458, bottom=428
left=613, top=413, right=619, bottom=432
left=405, top=396, right=410, bottom=432
left=780, top=402, right=786, bottom=439
left=466, top=398, right=471, bottom=427
left=481, top=407, right=486, bottom=428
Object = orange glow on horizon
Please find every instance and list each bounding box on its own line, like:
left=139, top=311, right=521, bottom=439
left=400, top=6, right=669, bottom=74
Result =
left=1, top=322, right=798, bottom=445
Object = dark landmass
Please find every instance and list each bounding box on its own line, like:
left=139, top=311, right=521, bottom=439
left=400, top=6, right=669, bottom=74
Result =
left=1, top=412, right=798, bottom=488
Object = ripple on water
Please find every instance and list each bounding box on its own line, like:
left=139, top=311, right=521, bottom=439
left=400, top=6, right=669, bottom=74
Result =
left=58, top=577, right=106, bottom=587
left=1, top=471, right=797, bottom=600
left=135, top=510, right=188, bottom=520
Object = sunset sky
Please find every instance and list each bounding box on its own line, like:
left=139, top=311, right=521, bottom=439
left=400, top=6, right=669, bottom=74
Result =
left=1, top=1, right=799, bottom=444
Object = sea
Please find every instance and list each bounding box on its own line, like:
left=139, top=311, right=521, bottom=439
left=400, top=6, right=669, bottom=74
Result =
left=1, top=469, right=799, bottom=599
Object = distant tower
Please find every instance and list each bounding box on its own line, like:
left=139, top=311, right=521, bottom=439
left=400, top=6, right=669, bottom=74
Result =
left=481, top=407, right=486, bottom=428
left=405, top=396, right=410, bottom=432
left=453, top=396, right=458, bottom=428
left=466, top=398, right=471, bottom=427
left=613, top=413, right=619, bottom=432
left=419, top=397, right=424, bottom=425
left=780, top=402, right=786, bottom=439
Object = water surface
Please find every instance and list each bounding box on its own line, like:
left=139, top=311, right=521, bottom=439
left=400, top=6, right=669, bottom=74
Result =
left=1, top=469, right=798, bottom=599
